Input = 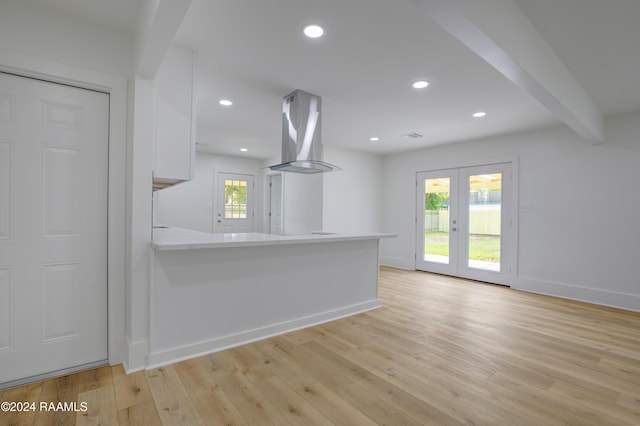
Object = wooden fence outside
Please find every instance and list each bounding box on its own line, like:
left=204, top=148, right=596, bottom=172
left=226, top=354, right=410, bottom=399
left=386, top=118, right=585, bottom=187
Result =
left=424, top=205, right=500, bottom=235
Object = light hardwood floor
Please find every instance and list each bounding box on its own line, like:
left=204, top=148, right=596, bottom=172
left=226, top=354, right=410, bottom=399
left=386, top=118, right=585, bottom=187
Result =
left=2, top=267, right=639, bottom=425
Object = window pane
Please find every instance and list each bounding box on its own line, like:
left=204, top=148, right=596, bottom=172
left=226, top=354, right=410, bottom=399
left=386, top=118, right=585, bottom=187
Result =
left=468, top=173, right=501, bottom=271
left=224, top=179, right=248, bottom=219
left=424, top=178, right=450, bottom=264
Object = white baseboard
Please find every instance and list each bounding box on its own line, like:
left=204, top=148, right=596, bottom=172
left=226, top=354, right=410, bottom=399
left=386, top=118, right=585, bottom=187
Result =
left=123, top=338, right=149, bottom=373
left=377, top=257, right=640, bottom=312
left=380, top=256, right=414, bottom=270
left=513, top=276, right=640, bottom=312
left=145, top=300, right=381, bottom=370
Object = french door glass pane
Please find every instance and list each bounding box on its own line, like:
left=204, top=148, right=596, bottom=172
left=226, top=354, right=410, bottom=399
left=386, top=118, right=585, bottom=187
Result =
left=468, top=173, right=501, bottom=271
left=424, top=178, right=450, bottom=264
left=224, top=179, right=248, bottom=218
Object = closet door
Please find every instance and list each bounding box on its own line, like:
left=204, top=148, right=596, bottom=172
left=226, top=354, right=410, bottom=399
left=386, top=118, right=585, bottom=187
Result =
left=0, top=72, right=109, bottom=386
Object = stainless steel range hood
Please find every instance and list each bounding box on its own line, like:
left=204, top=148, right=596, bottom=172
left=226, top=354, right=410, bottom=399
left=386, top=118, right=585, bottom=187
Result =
left=269, top=90, right=341, bottom=174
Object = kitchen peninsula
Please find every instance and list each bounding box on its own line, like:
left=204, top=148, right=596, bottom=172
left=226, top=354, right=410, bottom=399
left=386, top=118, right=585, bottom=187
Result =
left=148, top=227, right=394, bottom=367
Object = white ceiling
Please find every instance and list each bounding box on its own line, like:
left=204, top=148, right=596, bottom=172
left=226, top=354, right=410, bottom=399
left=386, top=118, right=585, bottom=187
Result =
left=176, top=0, right=640, bottom=158
left=514, top=0, right=640, bottom=117
left=21, top=0, right=640, bottom=159
left=20, top=0, right=142, bottom=34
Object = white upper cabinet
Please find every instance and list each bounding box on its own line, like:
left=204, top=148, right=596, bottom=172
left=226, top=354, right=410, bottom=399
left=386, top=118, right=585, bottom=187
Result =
left=153, top=44, right=196, bottom=190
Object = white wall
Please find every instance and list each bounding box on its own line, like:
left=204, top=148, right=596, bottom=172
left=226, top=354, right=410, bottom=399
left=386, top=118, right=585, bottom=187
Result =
left=126, top=78, right=154, bottom=370
left=156, top=152, right=264, bottom=233
left=381, top=111, right=640, bottom=311
left=323, top=146, right=384, bottom=233
left=281, top=172, right=323, bottom=235
left=0, top=0, right=132, bottom=78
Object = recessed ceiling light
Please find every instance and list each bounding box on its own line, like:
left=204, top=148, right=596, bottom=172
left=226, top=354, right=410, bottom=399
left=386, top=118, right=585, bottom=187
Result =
left=472, top=111, right=487, bottom=118
left=369, top=137, right=380, bottom=142
left=240, top=148, right=248, bottom=152
left=412, top=80, right=429, bottom=89
left=303, top=25, right=324, bottom=38
left=219, top=99, right=233, bottom=106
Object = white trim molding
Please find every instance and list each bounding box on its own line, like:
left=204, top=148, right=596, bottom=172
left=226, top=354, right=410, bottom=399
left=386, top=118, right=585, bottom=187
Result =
left=380, top=256, right=415, bottom=270
left=146, top=301, right=380, bottom=369
left=124, top=338, right=150, bottom=373
left=513, top=276, right=640, bottom=313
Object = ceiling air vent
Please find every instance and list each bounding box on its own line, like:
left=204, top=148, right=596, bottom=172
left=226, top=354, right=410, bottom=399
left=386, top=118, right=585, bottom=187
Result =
left=403, top=132, right=424, bottom=139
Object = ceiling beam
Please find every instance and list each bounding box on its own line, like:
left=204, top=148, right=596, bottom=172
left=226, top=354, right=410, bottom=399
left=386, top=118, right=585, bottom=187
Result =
left=134, top=0, right=192, bottom=78
left=410, top=0, right=604, bottom=143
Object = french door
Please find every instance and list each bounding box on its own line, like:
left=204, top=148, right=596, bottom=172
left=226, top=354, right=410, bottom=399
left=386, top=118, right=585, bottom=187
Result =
left=416, top=163, right=512, bottom=285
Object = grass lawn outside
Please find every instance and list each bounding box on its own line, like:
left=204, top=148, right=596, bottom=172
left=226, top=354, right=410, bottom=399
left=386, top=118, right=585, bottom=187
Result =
left=425, top=232, right=500, bottom=262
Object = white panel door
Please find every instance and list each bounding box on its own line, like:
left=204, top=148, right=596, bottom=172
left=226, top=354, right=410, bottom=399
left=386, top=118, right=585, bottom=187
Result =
left=0, top=72, right=108, bottom=385
left=216, top=172, right=255, bottom=233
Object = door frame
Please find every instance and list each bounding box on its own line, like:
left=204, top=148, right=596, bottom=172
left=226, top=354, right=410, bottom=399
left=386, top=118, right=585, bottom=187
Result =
left=267, top=173, right=284, bottom=235
left=0, top=50, right=127, bottom=367
left=414, top=157, right=519, bottom=286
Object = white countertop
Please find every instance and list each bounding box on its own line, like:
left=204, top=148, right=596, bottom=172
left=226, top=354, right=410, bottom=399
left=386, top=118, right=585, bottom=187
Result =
left=151, top=227, right=396, bottom=251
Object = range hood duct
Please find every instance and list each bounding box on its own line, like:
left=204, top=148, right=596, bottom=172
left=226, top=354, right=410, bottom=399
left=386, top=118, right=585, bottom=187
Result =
left=269, top=90, right=341, bottom=174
